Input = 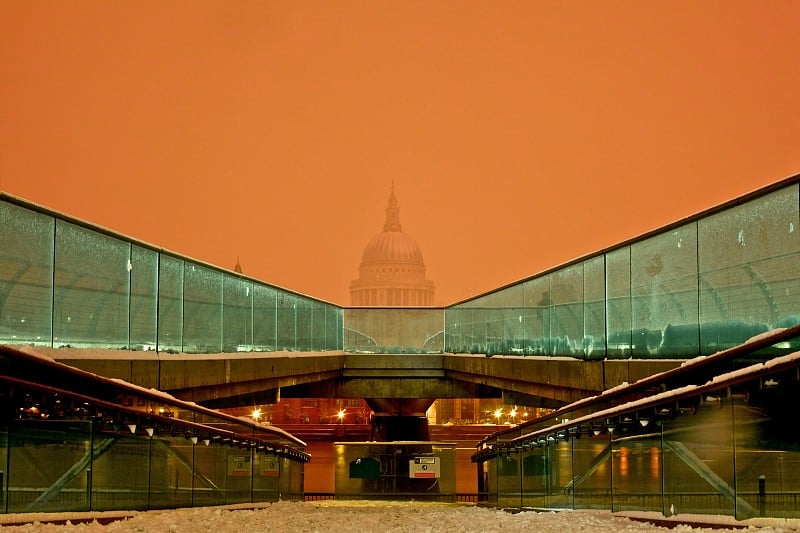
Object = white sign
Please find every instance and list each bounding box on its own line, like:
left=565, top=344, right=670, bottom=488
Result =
left=228, top=454, right=251, bottom=476
left=409, top=456, right=439, bottom=479
left=261, top=455, right=280, bottom=476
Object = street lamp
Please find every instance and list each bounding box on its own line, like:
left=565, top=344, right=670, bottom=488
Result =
left=337, top=409, right=346, bottom=423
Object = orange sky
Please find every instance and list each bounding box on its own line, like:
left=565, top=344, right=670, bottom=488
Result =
left=1, top=1, right=799, bottom=306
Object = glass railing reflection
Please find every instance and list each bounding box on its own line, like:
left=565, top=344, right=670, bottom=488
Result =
left=0, top=194, right=343, bottom=354
left=343, top=308, right=444, bottom=354
left=446, top=183, right=799, bottom=360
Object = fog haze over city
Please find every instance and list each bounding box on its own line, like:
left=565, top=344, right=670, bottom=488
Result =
left=2, top=2, right=798, bottom=305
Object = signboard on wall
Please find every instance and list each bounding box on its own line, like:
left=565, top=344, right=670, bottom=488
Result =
left=409, top=456, right=439, bottom=478
left=261, top=455, right=280, bottom=476
left=228, top=454, right=251, bottom=476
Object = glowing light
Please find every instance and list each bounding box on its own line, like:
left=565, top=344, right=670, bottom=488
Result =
left=251, top=408, right=262, bottom=421
left=337, top=409, right=346, bottom=421
left=494, top=408, right=503, bottom=420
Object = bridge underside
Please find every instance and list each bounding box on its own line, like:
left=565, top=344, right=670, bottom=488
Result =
left=39, top=349, right=681, bottom=412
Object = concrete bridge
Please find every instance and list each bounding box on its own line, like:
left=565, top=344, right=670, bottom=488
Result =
left=42, top=347, right=680, bottom=410
left=2, top=176, right=798, bottom=413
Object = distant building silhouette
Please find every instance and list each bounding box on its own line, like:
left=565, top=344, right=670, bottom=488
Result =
left=350, top=184, right=435, bottom=306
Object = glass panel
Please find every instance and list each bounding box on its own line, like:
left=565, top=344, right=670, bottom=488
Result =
left=734, top=390, right=800, bottom=519
left=0, top=422, right=6, bottom=511
left=310, top=301, right=325, bottom=351
left=496, top=454, right=522, bottom=507
left=295, top=297, right=312, bottom=351
left=584, top=256, right=606, bottom=360
left=253, top=453, right=281, bottom=502
left=501, top=285, right=525, bottom=355
left=546, top=440, right=574, bottom=508
left=482, top=293, right=503, bottom=357
left=6, top=420, right=92, bottom=513
left=280, top=456, right=305, bottom=501
left=698, top=187, right=800, bottom=353
left=190, top=419, right=256, bottom=505
left=522, top=276, right=550, bottom=355
left=222, top=449, right=252, bottom=504
left=551, top=264, right=584, bottom=357
left=571, top=433, right=612, bottom=510
left=223, top=275, right=253, bottom=352
left=337, top=307, right=344, bottom=350
left=343, top=308, right=444, bottom=353
left=276, top=292, right=297, bottom=351
left=324, top=306, right=341, bottom=351
left=631, top=224, right=699, bottom=357
left=192, top=441, right=229, bottom=507
left=470, top=299, right=488, bottom=355
left=53, top=221, right=129, bottom=348
left=609, top=425, right=663, bottom=512
left=484, top=457, right=498, bottom=505
left=154, top=436, right=195, bottom=509
left=443, top=308, right=454, bottom=352
left=661, top=399, right=735, bottom=517
left=323, top=302, right=343, bottom=352
left=90, top=432, right=151, bottom=511
left=0, top=201, right=53, bottom=345
left=521, top=447, right=548, bottom=508
left=480, top=290, right=511, bottom=356
left=252, top=284, right=277, bottom=351
left=461, top=306, right=476, bottom=354
left=460, top=307, right=476, bottom=354
left=183, top=262, right=222, bottom=353
left=290, top=459, right=305, bottom=501
left=158, top=255, right=184, bottom=353
left=130, top=245, right=157, bottom=351
left=444, top=307, right=466, bottom=353
left=606, top=247, right=632, bottom=358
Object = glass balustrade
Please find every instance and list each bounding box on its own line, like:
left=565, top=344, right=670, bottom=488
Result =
left=2, top=180, right=798, bottom=358
left=0, top=196, right=343, bottom=353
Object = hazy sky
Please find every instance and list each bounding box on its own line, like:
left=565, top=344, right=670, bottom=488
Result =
left=2, top=1, right=799, bottom=306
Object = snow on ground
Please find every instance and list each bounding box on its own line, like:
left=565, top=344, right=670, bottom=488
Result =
left=2, top=501, right=800, bottom=533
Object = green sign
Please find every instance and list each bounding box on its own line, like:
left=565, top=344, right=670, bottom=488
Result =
left=349, top=457, right=381, bottom=479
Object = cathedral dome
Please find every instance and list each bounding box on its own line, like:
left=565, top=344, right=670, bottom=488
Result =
left=350, top=185, right=435, bottom=307
left=361, top=229, right=425, bottom=265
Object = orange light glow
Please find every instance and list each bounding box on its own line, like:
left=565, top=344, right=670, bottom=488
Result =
left=1, top=3, right=798, bottom=306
